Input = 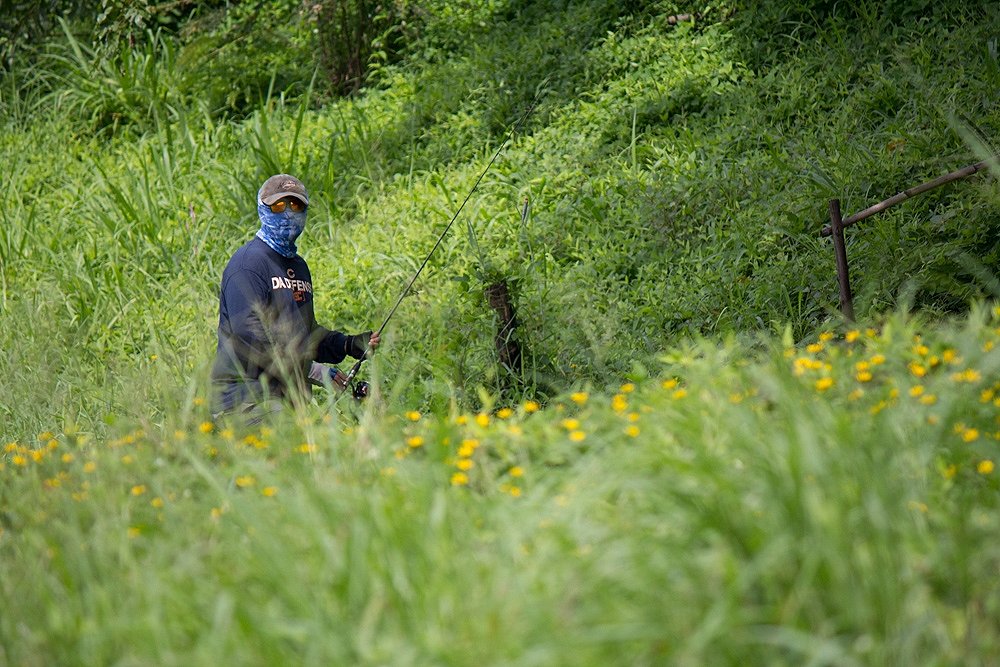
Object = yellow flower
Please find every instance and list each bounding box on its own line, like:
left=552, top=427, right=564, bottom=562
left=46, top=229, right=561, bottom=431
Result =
left=457, top=442, right=475, bottom=458
left=508, top=486, right=522, bottom=498
left=569, top=430, right=586, bottom=442
left=509, top=466, right=524, bottom=478
left=611, top=394, right=628, bottom=413
left=475, top=413, right=491, bottom=428
left=909, top=385, right=925, bottom=397
left=908, top=362, right=927, bottom=378
left=406, top=436, right=425, bottom=448
left=61, top=453, right=74, bottom=463
left=819, top=331, right=834, bottom=342
left=130, top=485, right=146, bottom=496
left=913, top=344, right=930, bottom=356
left=455, top=415, right=469, bottom=425
left=671, top=388, right=688, bottom=400
left=193, top=397, right=206, bottom=407
left=11, top=455, right=27, bottom=467
left=962, top=428, right=980, bottom=443
left=235, top=475, right=255, bottom=488
left=456, top=458, right=474, bottom=471
left=806, top=342, right=824, bottom=354
left=296, top=443, right=317, bottom=454
left=661, top=378, right=679, bottom=390
left=870, top=400, right=889, bottom=415
left=620, top=383, right=635, bottom=394
left=262, top=486, right=278, bottom=497
left=845, top=330, right=860, bottom=343
left=870, top=354, right=886, bottom=366
left=570, top=392, right=589, bottom=405
left=951, top=369, right=981, bottom=383
left=151, top=497, right=165, bottom=508
left=496, top=408, right=514, bottom=420
left=83, top=461, right=96, bottom=473
left=848, top=388, right=864, bottom=401
left=919, top=394, right=937, bottom=405
left=624, top=425, right=640, bottom=438
left=981, top=389, right=996, bottom=403
left=977, top=460, right=994, bottom=475
left=560, top=418, right=580, bottom=431
left=943, top=464, right=957, bottom=479
left=198, top=421, right=214, bottom=434
left=627, top=412, right=640, bottom=422
left=127, top=526, right=142, bottom=539
left=856, top=370, right=873, bottom=383
left=523, top=400, right=540, bottom=413
left=942, top=349, right=959, bottom=364
left=815, top=377, right=834, bottom=392
left=450, top=472, right=469, bottom=486
left=405, top=410, right=421, bottom=422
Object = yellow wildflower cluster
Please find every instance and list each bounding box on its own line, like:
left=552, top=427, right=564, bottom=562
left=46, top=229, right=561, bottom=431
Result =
left=789, top=323, right=1000, bottom=480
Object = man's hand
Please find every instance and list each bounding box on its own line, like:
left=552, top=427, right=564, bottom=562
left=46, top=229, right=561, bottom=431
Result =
left=347, top=330, right=380, bottom=359
left=329, top=368, right=349, bottom=390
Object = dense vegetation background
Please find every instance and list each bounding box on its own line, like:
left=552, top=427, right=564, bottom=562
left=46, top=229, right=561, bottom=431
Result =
left=2, top=2, right=1000, bottom=664
left=1, top=0, right=998, bottom=433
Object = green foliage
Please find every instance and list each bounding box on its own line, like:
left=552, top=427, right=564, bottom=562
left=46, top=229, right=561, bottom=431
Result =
left=2, top=2, right=1000, bottom=660
left=3, top=310, right=1000, bottom=664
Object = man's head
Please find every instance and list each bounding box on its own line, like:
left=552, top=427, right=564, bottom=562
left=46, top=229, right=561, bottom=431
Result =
left=258, top=174, right=309, bottom=207
left=256, top=174, right=309, bottom=258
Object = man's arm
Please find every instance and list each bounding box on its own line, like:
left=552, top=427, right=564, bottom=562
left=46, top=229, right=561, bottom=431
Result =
left=312, top=327, right=372, bottom=364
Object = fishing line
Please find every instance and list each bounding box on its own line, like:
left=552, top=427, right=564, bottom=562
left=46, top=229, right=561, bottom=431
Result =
left=340, top=100, right=538, bottom=396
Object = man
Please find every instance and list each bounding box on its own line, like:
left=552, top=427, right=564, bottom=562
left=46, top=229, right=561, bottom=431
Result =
left=211, top=173, right=380, bottom=417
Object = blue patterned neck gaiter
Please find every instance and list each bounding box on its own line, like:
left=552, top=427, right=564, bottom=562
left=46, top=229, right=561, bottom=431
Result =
left=256, top=202, right=307, bottom=258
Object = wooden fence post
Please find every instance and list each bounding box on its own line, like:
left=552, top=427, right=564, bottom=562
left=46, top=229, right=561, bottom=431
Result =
left=828, top=198, right=855, bottom=321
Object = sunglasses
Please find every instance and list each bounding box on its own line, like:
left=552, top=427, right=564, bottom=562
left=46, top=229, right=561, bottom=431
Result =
left=268, top=199, right=307, bottom=213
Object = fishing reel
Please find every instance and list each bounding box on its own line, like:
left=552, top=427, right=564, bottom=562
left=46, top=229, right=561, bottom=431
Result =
left=329, top=367, right=369, bottom=402
left=351, top=380, right=370, bottom=401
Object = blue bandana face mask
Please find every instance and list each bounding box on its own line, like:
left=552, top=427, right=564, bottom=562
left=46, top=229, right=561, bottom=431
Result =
left=256, top=202, right=307, bottom=258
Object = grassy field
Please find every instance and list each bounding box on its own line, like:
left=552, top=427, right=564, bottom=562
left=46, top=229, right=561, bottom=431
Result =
left=3, top=310, right=1000, bottom=664
left=2, top=1, right=1000, bottom=664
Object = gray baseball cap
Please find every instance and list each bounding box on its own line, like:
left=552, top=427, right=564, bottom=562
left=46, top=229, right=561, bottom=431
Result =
left=258, top=174, right=309, bottom=206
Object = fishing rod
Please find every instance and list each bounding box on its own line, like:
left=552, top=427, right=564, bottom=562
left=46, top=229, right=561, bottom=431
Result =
left=339, top=101, right=537, bottom=400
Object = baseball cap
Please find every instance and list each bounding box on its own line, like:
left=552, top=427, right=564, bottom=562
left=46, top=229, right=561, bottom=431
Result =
left=258, top=174, right=309, bottom=206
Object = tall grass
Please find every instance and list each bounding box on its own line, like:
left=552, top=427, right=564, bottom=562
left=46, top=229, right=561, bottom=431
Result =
left=3, top=309, right=1000, bottom=664
left=2, top=2, right=1000, bottom=663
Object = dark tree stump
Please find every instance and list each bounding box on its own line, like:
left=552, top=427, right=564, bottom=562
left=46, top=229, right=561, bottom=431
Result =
left=485, top=280, right=523, bottom=391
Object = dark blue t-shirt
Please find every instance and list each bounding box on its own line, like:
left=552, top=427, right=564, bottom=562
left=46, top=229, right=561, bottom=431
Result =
left=211, top=237, right=352, bottom=398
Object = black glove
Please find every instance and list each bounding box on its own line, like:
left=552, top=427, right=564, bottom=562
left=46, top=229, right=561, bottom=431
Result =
left=347, top=331, right=372, bottom=359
